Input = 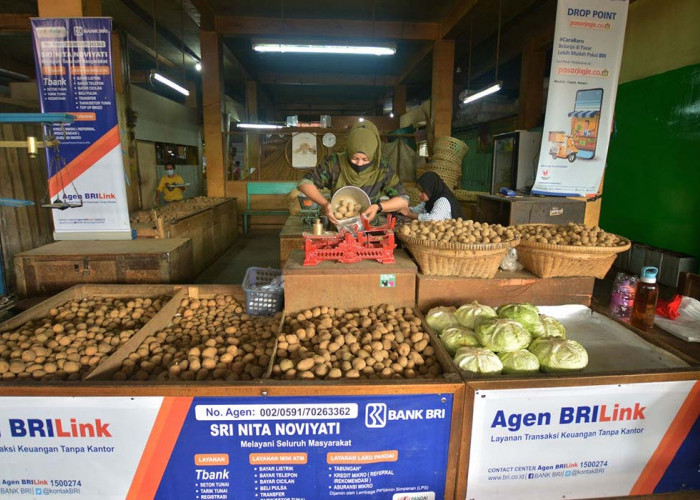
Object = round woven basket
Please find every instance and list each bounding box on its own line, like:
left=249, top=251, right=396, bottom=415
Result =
left=404, top=183, right=422, bottom=206
left=517, top=235, right=631, bottom=279
left=433, top=136, right=469, bottom=162
left=454, top=190, right=488, bottom=203
left=399, top=233, right=519, bottom=278
left=427, top=161, right=461, bottom=189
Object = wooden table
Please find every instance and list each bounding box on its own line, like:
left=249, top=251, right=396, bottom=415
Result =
left=279, top=215, right=308, bottom=268
left=14, top=239, right=193, bottom=297
left=416, top=269, right=595, bottom=311
left=282, top=249, right=417, bottom=312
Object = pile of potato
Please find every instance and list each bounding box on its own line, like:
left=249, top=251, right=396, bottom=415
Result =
left=398, top=219, right=518, bottom=245
left=113, top=295, right=278, bottom=382
left=333, top=198, right=364, bottom=221
left=130, top=197, right=228, bottom=224
left=516, top=223, right=627, bottom=247
left=0, top=296, right=169, bottom=381
left=270, top=304, right=443, bottom=380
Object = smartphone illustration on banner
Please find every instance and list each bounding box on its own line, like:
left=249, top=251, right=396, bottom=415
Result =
left=568, top=88, right=604, bottom=160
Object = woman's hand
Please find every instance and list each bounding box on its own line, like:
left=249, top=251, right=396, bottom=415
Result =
left=362, top=203, right=380, bottom=222
left=324, top=201, right=339, bottom=224
left=399, top=205, right=412, bottom=216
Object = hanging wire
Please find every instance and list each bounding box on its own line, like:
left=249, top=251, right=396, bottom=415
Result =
left=152, top=0, right=159, bottom=71
left=466, top=18, right=472, bottom=95
left=494, top=0, right=503, bottom=82
left=181, top=0, right=186, bottom=84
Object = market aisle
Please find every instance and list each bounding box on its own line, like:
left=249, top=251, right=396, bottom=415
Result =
left=195, top=228, right=281, bottom=284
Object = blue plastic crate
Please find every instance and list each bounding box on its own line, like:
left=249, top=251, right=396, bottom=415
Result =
left=242, top=267, right=284, bottom=316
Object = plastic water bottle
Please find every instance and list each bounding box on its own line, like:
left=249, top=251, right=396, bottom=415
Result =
left=631, top=266, right=659, bottom=331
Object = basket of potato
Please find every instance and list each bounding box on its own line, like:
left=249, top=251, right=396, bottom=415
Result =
left=397, top=219, right=520, bottom=278
left=515, top=223, right=631, bottom=279
left=270, top=304, right=447, bottom=380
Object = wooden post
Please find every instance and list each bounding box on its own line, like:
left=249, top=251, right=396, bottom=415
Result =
left=393, top=85, right=407, bottom=117
left=518, top=39, right=546, bottom=130
left=200, top=30, right=226, bottom=197
left=245, top=81, right=260, bottom=179
left=37, top=0, right=85, bottom=17
left=430, top=39, right=455, bottom=142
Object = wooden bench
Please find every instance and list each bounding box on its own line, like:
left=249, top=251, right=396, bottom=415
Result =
left=243, top=181, right=298, bottom=236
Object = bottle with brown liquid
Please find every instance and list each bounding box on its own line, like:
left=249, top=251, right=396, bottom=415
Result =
left=631, top=266, right=659, bottom=331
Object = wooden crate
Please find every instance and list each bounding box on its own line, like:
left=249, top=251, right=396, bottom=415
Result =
left=0, top=284, right=178, bottom=380
left=279, top=215, right=307, bottom=267
left=282, top=249, right=418, bottom=312
left=416, top=270, right=595, bottom=311
left=133, top=198, right=238, bottom=275
left=14, top=239, right=193, bottom=297
left=476, top=194, right=586, bottom=226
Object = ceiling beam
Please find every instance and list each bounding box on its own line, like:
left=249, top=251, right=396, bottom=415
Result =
left=258, top=73, right=398, bottom=87
left=187, top=0, right=214, bottom=30
left=396, top=44, right=433, bottom=85
left=440, top=0, right=479, bottom=39
left=216, top=16, right=440, bottom=41
left=119, top=0, right=200, bottom=61
left=467, top=0, right=556, bottom=81
left=275, top=103, right=377, bottom=110
left=0, top=13, right=31, bottom=33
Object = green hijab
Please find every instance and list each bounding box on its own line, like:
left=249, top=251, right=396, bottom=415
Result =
left=337, top=120, right=383, bottom=187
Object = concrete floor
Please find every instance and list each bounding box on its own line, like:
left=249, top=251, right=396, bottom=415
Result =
left=195, top=228, right=281, bottom=285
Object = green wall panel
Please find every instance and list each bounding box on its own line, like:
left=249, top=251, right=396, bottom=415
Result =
left=601, top=63, right=700, bottom=262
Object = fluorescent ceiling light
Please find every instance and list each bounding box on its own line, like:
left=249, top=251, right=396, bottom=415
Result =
left=253, top=42, right=396, bottom=56
left=195, top=62, right=202, bottom=71
left=236, top=123, right=284, bottom=130
left=151, top=71, right=190, bottom=96
left=462, top=82, right=501, bottom=104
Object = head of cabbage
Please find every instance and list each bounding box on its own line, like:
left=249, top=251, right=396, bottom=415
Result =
left=528, top=338, right=588, bottom=372
left=454, top=301, right=497, bottom=329
left=496, top=303, right=540, bottom=329
left=537, top=315, right=566, bottom=339
left=498, top=349, right=540, bottom=375
left=440, top=326, right=480, bottom=355
left=453, top=347, right=503, bottom=375
left=426, top=306, right=459, bottom=333
left=475, top=318, right=532, bottom=352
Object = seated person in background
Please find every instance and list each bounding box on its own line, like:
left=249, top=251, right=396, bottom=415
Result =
left=297, top=119, right=409, bottom=223
left=155, top=163, right=185, bottom=205
left=400, top=172, right=462, bottom=221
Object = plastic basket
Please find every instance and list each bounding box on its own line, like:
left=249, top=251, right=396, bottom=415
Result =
left=242, top=267, right=284, bottom=316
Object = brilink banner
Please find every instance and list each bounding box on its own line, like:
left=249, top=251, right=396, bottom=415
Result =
left=466, top=380, right=700, bottom=499
left=532, top=0, right=629, bottom=197
left=0, top=394, right=453, bottom=499
left=31, top=17, right=131, bottom=239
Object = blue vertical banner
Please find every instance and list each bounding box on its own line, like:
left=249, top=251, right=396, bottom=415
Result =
left=31, top=17, right=131, bottom=239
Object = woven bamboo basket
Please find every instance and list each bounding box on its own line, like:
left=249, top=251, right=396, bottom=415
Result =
left=427, top=161, right=461, bottom=189
left=517, top=237, right=632, bottom=279
left=398, top=233, right=519, bottom=278
left=404, top=183, right=422, bottom=206
left=433, top=136, right=469, bottom=164
left=454, top=190, right=488, bottom=203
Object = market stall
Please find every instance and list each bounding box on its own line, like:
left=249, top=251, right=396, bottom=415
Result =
left=131, top=197, right=239, bottom=275
left=0, top=284, right=465, bottom=500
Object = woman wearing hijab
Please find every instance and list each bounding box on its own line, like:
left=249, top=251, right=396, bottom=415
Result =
left=400, top=172, right=462, bottom=221
left=298, top=120, right=409, bottom=223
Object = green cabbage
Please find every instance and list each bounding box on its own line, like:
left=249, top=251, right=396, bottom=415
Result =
left=475, top=318, right=532, bottom=352
left=527, top=318, right=546, bottom=338
left=496, top=303, right=540, bottom=329
left=453, top=347, right=503, bottom=375
left=538, top=315, right=566, bottom=339
left=440, top=327, right=480, bottom=355
left=498, top=349, right=540, bottom=375
left=425, top=306, right=459, bottom=333
left=528, top=338, right=588, bottom=372
left=454, top=301, right=497, bottom=329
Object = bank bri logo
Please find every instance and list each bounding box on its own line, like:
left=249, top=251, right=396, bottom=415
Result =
left=365, top=403, right=387, bottom=428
